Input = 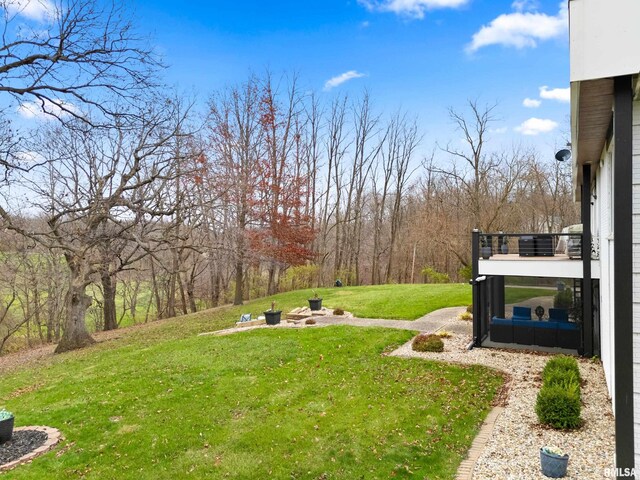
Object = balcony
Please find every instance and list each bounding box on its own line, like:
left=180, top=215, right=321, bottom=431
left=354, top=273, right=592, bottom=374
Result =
left=474, top=232, right=600, bottom=279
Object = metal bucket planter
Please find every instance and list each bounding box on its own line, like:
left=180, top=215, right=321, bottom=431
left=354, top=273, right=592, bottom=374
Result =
left=308, top=298, right=323, bottom=311
left=0, top=416, right=14, bottom=444
left=540, top=448, right=569, bottom=478
left=264, top=310, right=282, bottom=325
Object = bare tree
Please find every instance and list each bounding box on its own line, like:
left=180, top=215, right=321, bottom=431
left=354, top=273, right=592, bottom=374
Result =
left=0, top=98, right=190, bottom=352
left=0, top=0, right=160, bottom=173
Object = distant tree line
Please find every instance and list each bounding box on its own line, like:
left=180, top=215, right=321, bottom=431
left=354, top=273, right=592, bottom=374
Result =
left=0, top=0, right=579, bottom=354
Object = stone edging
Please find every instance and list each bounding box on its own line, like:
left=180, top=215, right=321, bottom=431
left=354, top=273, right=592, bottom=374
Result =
left=0, top=426, right=63, bottom=472
left=455, top=406, right=505, bottom=480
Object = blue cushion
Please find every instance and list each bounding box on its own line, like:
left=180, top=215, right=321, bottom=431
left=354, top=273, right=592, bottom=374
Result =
left=512, top=319, right=534, bottom=327
left=512, top=306, right=532, bottom=319
left=549, top=308, right=569, bottom=322
left=491, top=317, right=513, bottom=326
left=557, top=322, right=579, bottom=330
left=535, top=321, right=559, bottom=329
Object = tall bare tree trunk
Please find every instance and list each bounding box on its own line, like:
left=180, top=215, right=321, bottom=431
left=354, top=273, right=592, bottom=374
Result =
left=101, top=270, right=118, bottom=331
left=55, top=263, right=95, bottom=353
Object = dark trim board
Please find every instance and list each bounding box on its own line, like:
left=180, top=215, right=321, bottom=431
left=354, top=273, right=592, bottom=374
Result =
left=582, top=163, right=593, bottom=357
left=613, top=74, right=635, bottom=474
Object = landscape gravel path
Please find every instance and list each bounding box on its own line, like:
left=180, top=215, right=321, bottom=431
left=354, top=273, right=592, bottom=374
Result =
left=391, top=319, right=615, bottom=480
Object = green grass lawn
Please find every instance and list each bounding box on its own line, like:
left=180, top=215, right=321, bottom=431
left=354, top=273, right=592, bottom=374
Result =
left=1, top=324, right=503, bottom=480
left=264, top=284, right=554, bottom=320
left=504, top=286, right=556, bottom=304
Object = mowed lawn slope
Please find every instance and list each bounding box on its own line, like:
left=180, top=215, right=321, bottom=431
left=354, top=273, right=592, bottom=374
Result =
left=284, top=284, right=554, bottom=320
left=0, top=291, right=505, bottom=479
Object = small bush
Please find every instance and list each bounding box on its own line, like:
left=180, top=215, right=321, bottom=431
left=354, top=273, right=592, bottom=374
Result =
left=412, top=334, right=444, bottom=353
left=305, top=318, right=316, bottom=325
left=543, top=355, right=581, bottom=383
left=436, top=331, right=452, bottom=338
left=535, top=383, right=582, bottom=429
left=554, top=288, right=573, bottom=309
left=333, top=308, right=345, bottom=316
left=458, top=265, right=472, bottom=282
left=459, top=311, right=472, bottom=321
left=543, top=369, right=580, bottom=395
left=421, top=266, right=450, bottom=284
left=466, top=305, right=473, bottom=313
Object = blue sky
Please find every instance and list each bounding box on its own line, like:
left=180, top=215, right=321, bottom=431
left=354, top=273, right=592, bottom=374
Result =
left=10, top=0, right=572, bottom=160
left=134, top=0, right=571, bottom=157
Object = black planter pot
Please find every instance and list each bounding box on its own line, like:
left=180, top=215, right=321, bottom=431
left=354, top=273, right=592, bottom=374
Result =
left=264, top=310, right=282, bottom=325
left=308, top=298, right=323, bottom=311
left=0, top=416, right=14, bottom=444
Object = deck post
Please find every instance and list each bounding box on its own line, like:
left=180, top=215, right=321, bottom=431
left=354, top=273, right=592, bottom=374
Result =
left=471, top=229, right=481, bottom=347
left=581, top=163, right=593, bottom=357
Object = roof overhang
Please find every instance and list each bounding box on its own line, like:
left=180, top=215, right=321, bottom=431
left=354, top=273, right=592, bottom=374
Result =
left=571, top=78, right=614, bottom=199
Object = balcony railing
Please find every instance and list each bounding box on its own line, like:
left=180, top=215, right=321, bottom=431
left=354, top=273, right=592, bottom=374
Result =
left=474, top=232, right=582, bottom=260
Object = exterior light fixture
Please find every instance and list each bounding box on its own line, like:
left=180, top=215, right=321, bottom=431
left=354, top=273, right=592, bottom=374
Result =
left=555, top=149, right=572, bottom=162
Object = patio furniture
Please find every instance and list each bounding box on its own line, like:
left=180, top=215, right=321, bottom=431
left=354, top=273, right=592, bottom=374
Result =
left=490, top=317, right=513, bottom=343
left=549, top=308, right=569, bottom=322
left=535, top=235, right=555, bottom=256
left=513, top=319, right=535, bottom=344
left=488, top=312, right=580, bottom=350
left=533, top=321, right=559, bottom=347
left=518, top=236, right=535, bottom=256
left=512, top=306, right=532, bottom=321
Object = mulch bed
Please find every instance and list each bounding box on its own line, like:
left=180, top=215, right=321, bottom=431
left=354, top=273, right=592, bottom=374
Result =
left=0, top=430, right=48, bottom=466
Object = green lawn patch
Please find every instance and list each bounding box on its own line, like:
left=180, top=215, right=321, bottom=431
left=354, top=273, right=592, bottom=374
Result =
left=272, top=284, right=472, bottom=320
left=504, top=287, right=556, bottom=304
left=262, top=284, right=553, bottom=320
left=1, top=326, right=503, bottom=480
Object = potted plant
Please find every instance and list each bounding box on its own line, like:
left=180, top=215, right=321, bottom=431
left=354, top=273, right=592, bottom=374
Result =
left=500, top=234, right=509, bottom=254
left=308, top=290, right=323, bottom=311
left=480, top=235, right=492, bottom=259
left=264, top=301, right=282, bottom=325
left=540, top=446, right=569, bottom=478
left=0, top=409, right=14, bottom=444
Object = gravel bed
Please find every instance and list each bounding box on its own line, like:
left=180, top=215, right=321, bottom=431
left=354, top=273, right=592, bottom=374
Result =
left=391, top=323, right=615, bottom=480
left=0, top=430, right=48, bottom=466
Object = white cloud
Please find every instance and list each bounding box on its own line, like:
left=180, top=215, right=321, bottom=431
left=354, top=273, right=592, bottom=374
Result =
left=514, top=117, right=558, bottom=136
left=323, top=71, right=367, bottom=91
left=17, top=99, right=79, bottom=120
left=3, top=0, right=55, bottom=22
left=358, top=0, right=469, bottom=19
left=523, top=97, right=541, bottom=108
left=490, top=126, right=508, bottom=134
left=539, top=85, right=570, bottom=103
left=511, top=0, right=539, bottom=12
left=466, top=2, right=567, bottom=52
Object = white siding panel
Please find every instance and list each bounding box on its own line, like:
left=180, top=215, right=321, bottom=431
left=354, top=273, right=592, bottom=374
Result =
left=634, top=188, right=640, bottom=214
left=633, top=155, right=640, bottom=184
left=634, top=303, right=640, bottom=334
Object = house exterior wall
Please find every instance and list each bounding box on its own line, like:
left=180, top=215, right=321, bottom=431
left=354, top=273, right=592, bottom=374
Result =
left=632, top=96, right=640, bottom=470
left=597, top=145, right=615, bottom=400
left=570, top=0, right=640, bottom=82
